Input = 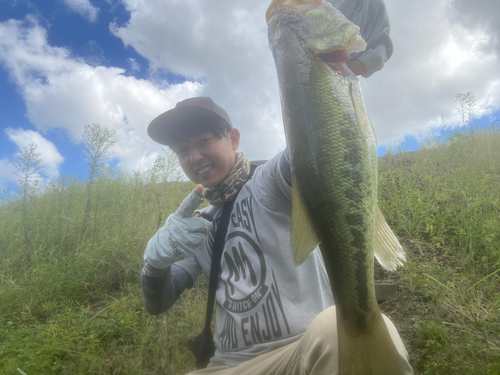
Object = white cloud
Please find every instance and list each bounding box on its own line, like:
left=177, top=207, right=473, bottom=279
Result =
left=5, top=128, right=64, bottom=179
left=355, top=0, right=500, bottom=143
left=110, top=0, right=500, bottom=151
left=447, top=0, right=500, bottom=55
left=63, top=0, right=100, bottom=23
left=0, top=15, right=203, bottom=174
left=110, top=0, right=285, bottom=161
left=1, top=0, right=500, bottom=184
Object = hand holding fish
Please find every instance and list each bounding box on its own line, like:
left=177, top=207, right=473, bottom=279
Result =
left=346, top=59, right=367, bottom=76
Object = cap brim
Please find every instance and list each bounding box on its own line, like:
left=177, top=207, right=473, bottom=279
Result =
left=147, top=106, right=224, bottom=146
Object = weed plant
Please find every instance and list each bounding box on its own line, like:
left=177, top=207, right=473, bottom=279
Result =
left=0, top=159, right=207, bottom=374
left=378, top=129, right=500, bottom=374
left=1, top=130, right=499, bottom=374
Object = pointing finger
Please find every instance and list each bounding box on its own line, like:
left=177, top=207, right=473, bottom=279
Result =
left=194, top=184, right=204, bottom=197
left=176, top=188, right=206, bottom=218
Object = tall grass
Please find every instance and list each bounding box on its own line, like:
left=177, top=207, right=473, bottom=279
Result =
left=378, top=129, right=500, bottom=374
left=1, top=129, right=499, bottom=374
left=0, top=161, right=207, bottom=374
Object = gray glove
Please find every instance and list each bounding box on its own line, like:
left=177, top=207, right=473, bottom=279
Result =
left=144, top=189, right=213, bottom=269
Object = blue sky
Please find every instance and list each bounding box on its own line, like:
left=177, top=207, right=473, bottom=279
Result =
left=1, top=0, right=500, bottom=193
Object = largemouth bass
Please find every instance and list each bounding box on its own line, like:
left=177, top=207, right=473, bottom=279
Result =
left=267, top=0, right=407, bottom=373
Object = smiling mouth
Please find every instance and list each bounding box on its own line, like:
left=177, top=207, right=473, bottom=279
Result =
left=195, top=164, right=214, bottom=176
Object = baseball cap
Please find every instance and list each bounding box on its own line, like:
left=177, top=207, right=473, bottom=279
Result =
left=147, top=97, right=233, bottom=146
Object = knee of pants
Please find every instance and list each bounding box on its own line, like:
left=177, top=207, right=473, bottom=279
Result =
left=306, top=307, right=412, bottom=374
left=303, top=306, right=339, bottom=352
left=297, top=307, right=340, bottom=372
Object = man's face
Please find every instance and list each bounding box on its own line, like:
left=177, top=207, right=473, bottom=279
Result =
left=172, top=129, right=240, bottom=188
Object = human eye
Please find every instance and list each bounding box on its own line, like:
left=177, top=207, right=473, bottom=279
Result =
left=200, top=136, right=212, bottom=145
left=173, top=146, right=188, bottom=156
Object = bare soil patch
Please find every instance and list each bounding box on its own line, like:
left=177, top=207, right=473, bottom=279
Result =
left=376, top=237, right=447, bottom=374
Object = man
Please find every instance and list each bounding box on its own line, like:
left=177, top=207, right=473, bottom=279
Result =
left=142, top=97, right=413, bottom=374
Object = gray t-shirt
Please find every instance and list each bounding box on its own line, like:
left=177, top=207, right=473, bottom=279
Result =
left=327, top=0, right=394, bottom=77
left=175, top=151, right=334, bottom=367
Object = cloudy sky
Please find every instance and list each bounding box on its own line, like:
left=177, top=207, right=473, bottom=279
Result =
left=1, top=0, right=499, bottom=191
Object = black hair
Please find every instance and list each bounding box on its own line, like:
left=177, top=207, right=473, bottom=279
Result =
left=166, top=119, right=231, bottom=147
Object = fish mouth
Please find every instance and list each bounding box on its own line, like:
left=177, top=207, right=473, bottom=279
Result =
left=317, top=49, right=352, bottom=77
left=267, top=0, right=367, bottom=77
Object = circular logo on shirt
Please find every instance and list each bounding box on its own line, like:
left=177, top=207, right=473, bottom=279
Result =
left=220, top=232, right=268, bottom=313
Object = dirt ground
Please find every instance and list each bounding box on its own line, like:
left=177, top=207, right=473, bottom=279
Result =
left=375, top=237, right=438, bottom=373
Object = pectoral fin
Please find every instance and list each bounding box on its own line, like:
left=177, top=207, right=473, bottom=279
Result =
left=291, top=175, right=320, bottom=265
left=374, top=206, right=406, bottom=271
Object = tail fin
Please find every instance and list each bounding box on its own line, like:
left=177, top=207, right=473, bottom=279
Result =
left=337, top=308, right=406, bottom=375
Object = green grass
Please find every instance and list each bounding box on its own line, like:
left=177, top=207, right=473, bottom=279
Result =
left=0, top=166, right=207, bottom=374
left=1, top=129, right=499, bottom=374
left=378, top=129, right=500, bottom=374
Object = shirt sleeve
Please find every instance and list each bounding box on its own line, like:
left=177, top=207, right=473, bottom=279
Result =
left=327, top=0, right=394, bottom=78
left=141, top=261, right=196, bottom=315
left=174, top=255, right=203, bottom=282
left=354, top=0, right=393, bottom=78
left=276, top=149, right=292, bottom=199
left=257, top=150, right=292, bottom=202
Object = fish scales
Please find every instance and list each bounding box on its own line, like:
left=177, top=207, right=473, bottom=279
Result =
left=308, top=56, right=378, bottom=329
left=277, top=29, right=378, bottom=329
left=267, top=0, right=406, bottom=373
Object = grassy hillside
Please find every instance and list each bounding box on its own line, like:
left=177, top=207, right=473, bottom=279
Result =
left=0, top=166, right=208, bottom=374
left=378, top=129, right=500, bottom=374
left=1, top=129, right=499, bottom=374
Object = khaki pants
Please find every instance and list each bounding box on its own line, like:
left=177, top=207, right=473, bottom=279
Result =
left=188, top=306, right=413, bottom=375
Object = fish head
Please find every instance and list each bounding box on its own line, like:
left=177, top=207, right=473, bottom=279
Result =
left=267, top=0, right=367, bottom=73
left=266, top=0, right=322, bottom=24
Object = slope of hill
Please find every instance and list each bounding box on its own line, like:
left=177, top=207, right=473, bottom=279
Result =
left=1, top=129, right=499, bottom=374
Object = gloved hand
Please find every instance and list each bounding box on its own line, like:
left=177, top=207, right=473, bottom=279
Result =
left=144, top=186, right=213, bottom=269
